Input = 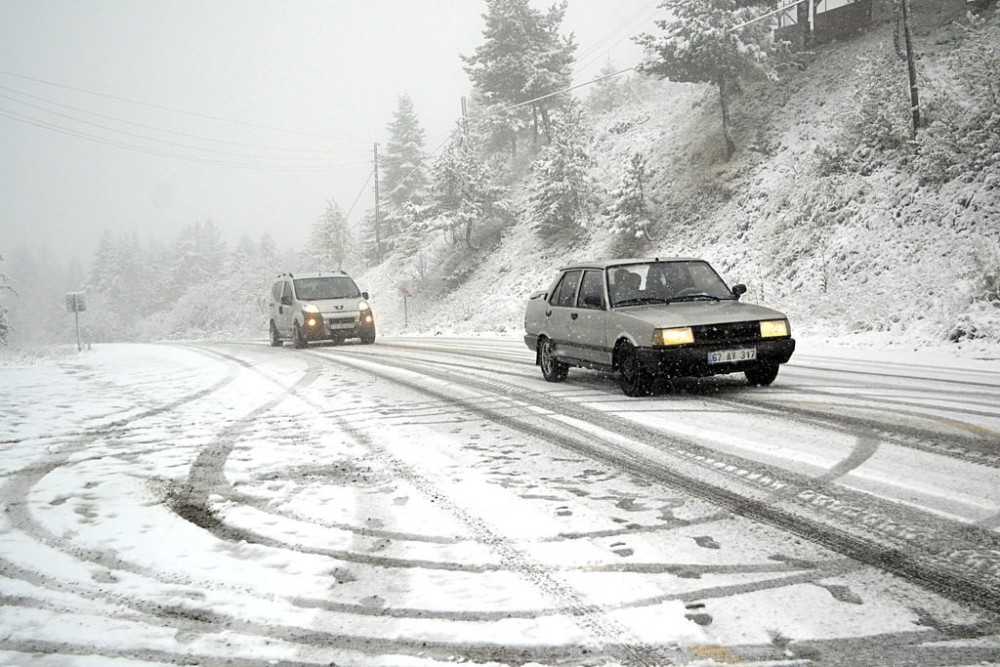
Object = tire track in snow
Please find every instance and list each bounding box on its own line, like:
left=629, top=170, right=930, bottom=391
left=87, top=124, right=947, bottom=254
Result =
left=324, top=345, right=1000, bottom=617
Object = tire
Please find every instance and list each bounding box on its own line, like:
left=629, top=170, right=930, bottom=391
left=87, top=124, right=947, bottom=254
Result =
left=360, top=330, right=376, bottom=345
left=269, top=321, right=283, bottom=347
left=539, top=337, right=568, bottom=382
left=745, top=362, right=779, bottom=386
left=617, top=342, right=651, bottom=397
left=293, top=322, right=308, bottom=349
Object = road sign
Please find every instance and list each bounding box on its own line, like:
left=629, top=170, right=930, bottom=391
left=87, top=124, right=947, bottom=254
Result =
left=65, top=292, right=86, bottom=312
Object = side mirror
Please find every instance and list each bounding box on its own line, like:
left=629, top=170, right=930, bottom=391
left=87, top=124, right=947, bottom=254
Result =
left=732, top=284, right=747, bottom=299
left=281, top=295, right=293, bottom=306
left=362, top=291, right=369, bottom=300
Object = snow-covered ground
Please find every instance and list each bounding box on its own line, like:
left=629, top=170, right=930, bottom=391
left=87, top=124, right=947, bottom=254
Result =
left=1, top=335, right=998, bottom=665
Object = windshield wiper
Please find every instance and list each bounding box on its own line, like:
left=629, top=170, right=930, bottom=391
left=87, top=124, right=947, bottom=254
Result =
left=615, top=297, right=671, bottom=307
left=670, top=293, right=721, bottom=302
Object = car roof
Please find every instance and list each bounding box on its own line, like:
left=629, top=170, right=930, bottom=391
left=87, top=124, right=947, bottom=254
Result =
left=280, top=271, right=353, bottom=280
left=558, top=257, right=705, bottom=271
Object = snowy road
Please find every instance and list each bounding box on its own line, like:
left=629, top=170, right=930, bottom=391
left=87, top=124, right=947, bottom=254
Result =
left=1, top=336, right=999, bottom=666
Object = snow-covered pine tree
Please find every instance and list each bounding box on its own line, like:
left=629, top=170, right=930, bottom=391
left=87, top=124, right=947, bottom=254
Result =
left=307, top=199, right=353, bottom=271
left=380, top=94, right=429, bottom=250
left=528, top=100, right=597, bottom=242
left=607, top=152, right=655, bottom=246
left=586, top=60, right=631, bottom=115
left=635, top=0, right=776, bottom=158
left=462, top=0, right=576, bottom=148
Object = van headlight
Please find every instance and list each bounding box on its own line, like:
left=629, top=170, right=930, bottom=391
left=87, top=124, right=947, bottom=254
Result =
left=760, top=319, right=789, bottom=338
left=302, top=304, right=320, bottom=314
left=654, top=327, right=694, bottom=346
left=359, top=301, right=370, bottom=312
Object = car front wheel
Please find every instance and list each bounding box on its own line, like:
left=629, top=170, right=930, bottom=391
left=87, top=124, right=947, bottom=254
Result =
left=745, top=362, right=779, bottom=386
left=618, top=342, right=651, bottom=397
left=539, top=337, right=568, bottom=382
left=269, top=321, right=283, bottom=347
left=293, top=322, right=308, bottom=349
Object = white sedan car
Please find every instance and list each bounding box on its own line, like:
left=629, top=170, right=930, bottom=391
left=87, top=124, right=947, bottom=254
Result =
left=523, top=258, right=796, bottom=396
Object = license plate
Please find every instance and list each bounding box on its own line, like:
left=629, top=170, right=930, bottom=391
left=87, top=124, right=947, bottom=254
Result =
left=707, top=347, right=756, bottom=364
left=329, top=322, right=355, bottom=330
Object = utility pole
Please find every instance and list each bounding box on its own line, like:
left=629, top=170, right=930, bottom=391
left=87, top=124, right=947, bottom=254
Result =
left=899, top=0, right=920, bottom=137
left=460, top=96, right=469, bottom=145
left=373, top=142, right=382, bottom=261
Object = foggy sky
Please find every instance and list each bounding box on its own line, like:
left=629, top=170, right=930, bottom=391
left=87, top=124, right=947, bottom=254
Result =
left=0, top=0, right=655, bottom=266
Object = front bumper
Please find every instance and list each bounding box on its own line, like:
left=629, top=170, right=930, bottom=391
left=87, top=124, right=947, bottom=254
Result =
left=636, top=337, right=795, bottom=377
left=303, top=313, right=375, bottom=340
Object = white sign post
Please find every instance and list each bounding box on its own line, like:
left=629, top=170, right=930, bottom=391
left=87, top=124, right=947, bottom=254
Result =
left=65, top=292, right=86, bottom=351
left=398, top=283, right=412, bottom=329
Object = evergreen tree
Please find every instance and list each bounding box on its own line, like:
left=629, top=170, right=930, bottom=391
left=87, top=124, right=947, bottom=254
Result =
left=462, top=0, right=577, bottom=148
left=635, top=0, right=776, bottom=157
left=586, top=60, right=632, bottom=115
left=381, top=95, right=428, bottom=212
left=607, top=152, right=655, bottom=243
left=307, top=200, right=353, bottom=271
left=528, top=100, right=598, bottom=242
left=380, top=94, right=429, bottom=253
left=429, top=135, right=507, bottom=250
left=0, top=253, right=17, bottom=346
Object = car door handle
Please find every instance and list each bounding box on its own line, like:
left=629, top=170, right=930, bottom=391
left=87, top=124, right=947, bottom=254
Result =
left=570, top=312, right=579, bottom=320
left=545, top=309, right=552, bottom=317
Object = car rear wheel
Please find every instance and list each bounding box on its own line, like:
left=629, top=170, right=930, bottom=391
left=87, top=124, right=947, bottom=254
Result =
left=745, top=362, right=779, bottom=386
left=618, top=342, right=651, bottom=397
left=539, top=337, right=568, bottom=382
left=293, top=322, right=308, bottom=349
left=269, top=321, right=283, bottom=347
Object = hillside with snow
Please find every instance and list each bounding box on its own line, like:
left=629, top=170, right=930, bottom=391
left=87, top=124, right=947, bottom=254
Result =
left=359, top=1, right=999, bottom=354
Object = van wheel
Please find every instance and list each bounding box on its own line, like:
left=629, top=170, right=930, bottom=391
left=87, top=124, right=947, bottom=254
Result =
left=360, top=331, right=376, bottom=345
left=293, top=322, right=308, bottom=349
left=269, top=321, right=283, bottom=347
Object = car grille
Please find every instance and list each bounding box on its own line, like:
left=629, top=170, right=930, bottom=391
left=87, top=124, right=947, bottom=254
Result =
left=692, top=321, right=759, bottom=344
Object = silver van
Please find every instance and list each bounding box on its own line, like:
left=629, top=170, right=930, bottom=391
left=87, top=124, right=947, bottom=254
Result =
left=268, top=271, right=375, bottom=348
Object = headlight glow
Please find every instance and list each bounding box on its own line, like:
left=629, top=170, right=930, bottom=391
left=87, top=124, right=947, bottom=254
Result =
left=306, top=318, right=317, bottom=327
left=359, top=301, right=370, bottom=311
left=302, top=304, right=320, bottom=314
left=760, top=319, right=789, bottom=338
left=654, top=327, right=694, bottom=346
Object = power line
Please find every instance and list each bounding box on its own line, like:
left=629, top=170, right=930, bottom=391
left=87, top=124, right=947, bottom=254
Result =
left=0, top=69, right=370, bottom=145
left=0, top=93, right=369, bottom=165
left=0, top=107, right=368, bottom=172
left=345, top=169, right=375, bottom=219
left=0, top=84, right=361, bottom=157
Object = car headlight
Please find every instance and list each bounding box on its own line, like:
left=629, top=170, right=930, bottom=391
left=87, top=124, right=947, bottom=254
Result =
left=760, top=319, right=789, bottom=338
left=359, top=301, right=370, bottom=312
left=301, top=303, right=320, bottom=314
left=654, top=327, right=694, bottom=346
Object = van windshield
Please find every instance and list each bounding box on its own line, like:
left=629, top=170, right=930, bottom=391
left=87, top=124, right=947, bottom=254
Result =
left=293, top=276, right=360, bottom=301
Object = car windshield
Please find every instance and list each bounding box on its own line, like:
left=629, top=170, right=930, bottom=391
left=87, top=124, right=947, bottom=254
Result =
left=293, top=276, right=360, bottom=301
left=608, top=260, right=734, bottom=308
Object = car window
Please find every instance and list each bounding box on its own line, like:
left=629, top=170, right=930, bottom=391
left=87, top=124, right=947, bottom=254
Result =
left=550, top=270, right=582, bottom=308
left=577, top=270, right=605, bottom=310
left=281, top=281, right=293, bottom=302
